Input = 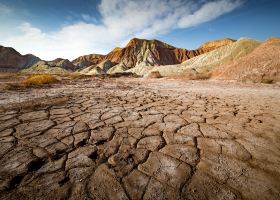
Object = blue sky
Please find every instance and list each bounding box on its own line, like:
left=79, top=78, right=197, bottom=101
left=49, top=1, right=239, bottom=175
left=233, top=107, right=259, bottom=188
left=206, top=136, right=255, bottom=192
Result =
left=0, top=0, right=279, bottom=60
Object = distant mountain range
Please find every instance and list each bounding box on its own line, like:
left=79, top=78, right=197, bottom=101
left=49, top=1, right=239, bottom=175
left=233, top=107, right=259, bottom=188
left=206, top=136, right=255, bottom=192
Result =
left=0, top=37, right=279, bottom=82
left=0, top=38, right=235, bottom=72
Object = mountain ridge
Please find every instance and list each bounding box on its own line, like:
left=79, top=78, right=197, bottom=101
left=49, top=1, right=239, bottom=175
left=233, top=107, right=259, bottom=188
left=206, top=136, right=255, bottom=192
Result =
left=77, top=37, right=236, bottom=73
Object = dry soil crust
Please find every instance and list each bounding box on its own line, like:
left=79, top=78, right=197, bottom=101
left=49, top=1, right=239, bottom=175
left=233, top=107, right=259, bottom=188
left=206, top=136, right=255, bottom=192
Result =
left=0, top=78, right=279, bottom=200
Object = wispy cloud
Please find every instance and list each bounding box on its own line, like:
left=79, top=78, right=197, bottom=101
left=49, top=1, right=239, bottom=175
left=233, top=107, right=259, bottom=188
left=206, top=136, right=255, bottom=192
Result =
left=0, top=0, right=243, bottom=60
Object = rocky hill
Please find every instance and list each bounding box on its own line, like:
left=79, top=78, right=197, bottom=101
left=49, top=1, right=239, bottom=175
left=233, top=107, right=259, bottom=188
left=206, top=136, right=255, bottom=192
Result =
left=21, top=61, right=69, bottom=74
left=0, top=45, right=40, bottom=72
left=103, top=38, right=199, bottom=68
left=21, top=58, right=77, bottom=74
left=213, top=37, right=280, bottom=82
left=0, top=45, right=78, bottom=73
left=145, top=38, right=260, bottom=77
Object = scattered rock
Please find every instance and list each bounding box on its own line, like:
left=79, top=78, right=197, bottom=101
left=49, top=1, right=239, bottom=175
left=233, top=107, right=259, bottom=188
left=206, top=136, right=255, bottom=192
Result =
left=147, top=71, right=162, bottom=78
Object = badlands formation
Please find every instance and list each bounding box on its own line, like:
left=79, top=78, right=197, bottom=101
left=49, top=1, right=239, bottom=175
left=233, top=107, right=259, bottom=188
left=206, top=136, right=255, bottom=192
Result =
left=0, top=36, right=279, bottom=200
left=77, top=38, right=236, bottom=76
left=146, top=38, right=260, bottom=77
left=2, top=36, right=278, bottom=83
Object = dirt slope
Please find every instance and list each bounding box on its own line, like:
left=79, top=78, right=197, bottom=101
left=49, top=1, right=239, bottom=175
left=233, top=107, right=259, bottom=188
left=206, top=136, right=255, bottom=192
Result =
left=213, top=37, right=280, bottom=82
left=147, top=38, right=260, bottom=77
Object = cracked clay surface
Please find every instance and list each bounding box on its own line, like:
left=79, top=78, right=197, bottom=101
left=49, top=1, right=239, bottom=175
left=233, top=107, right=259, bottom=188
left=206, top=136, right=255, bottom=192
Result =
left=0, top=78, right=279, bottom=200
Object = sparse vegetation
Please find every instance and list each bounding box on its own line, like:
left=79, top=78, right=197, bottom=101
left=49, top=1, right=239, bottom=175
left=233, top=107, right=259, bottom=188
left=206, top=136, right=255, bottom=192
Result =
left=21, top=74, right=59, bottom=85
left=171, top=72, right=212, bottom=80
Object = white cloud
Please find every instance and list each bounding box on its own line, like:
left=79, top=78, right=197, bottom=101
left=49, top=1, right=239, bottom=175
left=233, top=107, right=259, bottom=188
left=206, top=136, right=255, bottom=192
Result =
left=0, top=0, right=243, bottom=60
left=177, top=0, right=242, bottom=27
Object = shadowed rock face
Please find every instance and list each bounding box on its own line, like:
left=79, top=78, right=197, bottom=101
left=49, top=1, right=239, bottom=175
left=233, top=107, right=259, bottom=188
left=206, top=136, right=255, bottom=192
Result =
left=72, top=54, right=105, bottom=68
left=73, top=38, right=235, bottom=69
left=0, top=46, right=77, bottom=73
left=48, top=58, right=76, bottom=71
left=0, top=46, right=40, bottom=72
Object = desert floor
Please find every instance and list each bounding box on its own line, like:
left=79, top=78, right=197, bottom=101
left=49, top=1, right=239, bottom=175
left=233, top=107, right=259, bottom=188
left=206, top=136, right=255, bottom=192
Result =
left=0, top=77, right=279, bottom=199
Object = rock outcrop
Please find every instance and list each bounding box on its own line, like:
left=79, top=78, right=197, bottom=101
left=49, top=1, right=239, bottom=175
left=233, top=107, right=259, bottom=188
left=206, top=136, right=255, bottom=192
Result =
left=72, top=54, right=105, bottom=68
left=107, top=63, right=128, bottom=74
left=0, top=46, right=40, bottom=72
left=199, top=38, right=236, bottom=52
left=79, top=60, right=116, bottom=75
left=213, top=37, right=280, bottom=82
left=48, top=58, right=76, bottom=71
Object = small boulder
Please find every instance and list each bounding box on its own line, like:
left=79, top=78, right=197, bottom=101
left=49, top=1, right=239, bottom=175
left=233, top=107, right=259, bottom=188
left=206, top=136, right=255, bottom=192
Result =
left=147, top=71, right=162, bottom=78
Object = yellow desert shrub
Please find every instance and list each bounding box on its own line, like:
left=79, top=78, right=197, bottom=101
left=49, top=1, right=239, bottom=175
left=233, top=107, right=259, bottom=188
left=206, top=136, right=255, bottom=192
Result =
left=22, top=74, right=59, bottom=85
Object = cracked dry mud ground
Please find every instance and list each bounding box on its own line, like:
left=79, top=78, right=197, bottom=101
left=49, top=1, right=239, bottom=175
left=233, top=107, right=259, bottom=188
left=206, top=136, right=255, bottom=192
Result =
left=0, top=78, right=280, bottom=200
